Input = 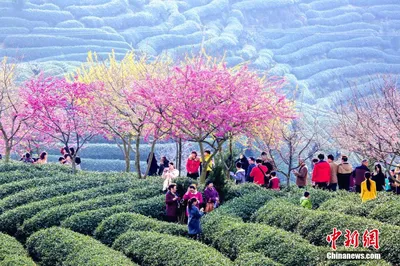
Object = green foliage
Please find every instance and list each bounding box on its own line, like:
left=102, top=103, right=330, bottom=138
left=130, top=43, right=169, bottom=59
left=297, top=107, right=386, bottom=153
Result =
left=202, top=212, right=325, bottom=265
left=113, top=230, right=233, bottom=266
left=283, top=186, right=335, bottom=209
left=217, top=189, right=283, bottom=221
left=95, top=212, right=187, bottom=246
left=0, top=255, right=36, bottom=266
left=253, top=199, right=399, bottom=265
left=234, top=252, right=283, bottom=266
left=0, top=181, right=133, bottom=235
left=0, top=232, right=28, bottom=261
left=61, top=194, right=165, bottom=235
left=369, top=200, right=400, bottom=224
left=224, top=181, right=264, bottom=201
left=26, top=227, right=135, bottom=266
left=0, top=172, right=137, bottom=212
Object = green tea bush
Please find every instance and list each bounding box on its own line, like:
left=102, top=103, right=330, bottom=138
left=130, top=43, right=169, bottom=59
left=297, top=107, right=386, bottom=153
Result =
left=224, top=182, right=264, bottom=201
left=95, top=212, right=187, bottom=246
left=234, top=252, right=282, bottom=266
left=217, top=189, right=283, bottom=221
left=369, top=200, right=400, bottom=224
left=0, top=181, right=133, bottom=235
left=0, top=233, right=29, bottom=261
left=252, top=198, right=311, bottom=232
left=0, top=174, right=73, bottom=199
left=60, top=194, right=164, bottom=235
left=26, top=227, right=135, bottom=266
left=253, top=199, right=399, bottom=265
left=19, top=193, right=129, bottom=237
left=284, top=186, right=335, bottom=209
left=0, top=173, right=136, bottom=212
left=113, top=230, right=232, bottom=266
left=19, top=193, right=165, bottom=238
left=202, top=212, right=324, bottom=265
left=0, top=255, right=36, bottom=266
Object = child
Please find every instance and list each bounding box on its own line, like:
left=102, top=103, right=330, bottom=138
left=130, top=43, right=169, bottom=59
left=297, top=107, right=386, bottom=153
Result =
left=300, top=191, right=312, bottom=209
left=230, top=162, right=246, bottom=184
left=268, top=171, right=280, bottom=190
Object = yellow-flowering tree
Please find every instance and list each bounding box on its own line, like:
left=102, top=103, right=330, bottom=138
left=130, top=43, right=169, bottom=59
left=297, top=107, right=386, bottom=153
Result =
left=74, top=51, right=171, bottom=175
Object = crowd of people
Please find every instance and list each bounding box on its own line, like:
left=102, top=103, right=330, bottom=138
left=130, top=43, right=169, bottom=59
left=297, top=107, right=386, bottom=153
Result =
left=0, top=146, right=82, bottom=170
left=161, top=150, right=400, bottom=238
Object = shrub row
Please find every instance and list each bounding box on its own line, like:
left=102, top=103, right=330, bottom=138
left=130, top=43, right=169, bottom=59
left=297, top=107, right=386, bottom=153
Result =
left=216, top=189, right=282, bottom=221
left=202, top=212, right=324, bottom=265
left=319, top=192, right=400, bottom=224
left=0, top=173, right=137, bottom=212
left=0, top=181, right=134, bottom=235
left=61, top=194, right=165, bottom=235
left=223, top=182, right=264, bottom=201
left=18, top=192, right=129, bottom=238
left=0, top=174, right=74, bottom=199
left=26, top=227, right=135, bottom=266
left=19, top=193, right=164, bottom=238
left=113, top=230, right=232, bottom=266
left=95, top=212, right=187, bottom=246
left=253, top=199, right=399, bottom=265
left=0, top=233, right=34, bottom=265
left=234, top=252, right=282, bottom=266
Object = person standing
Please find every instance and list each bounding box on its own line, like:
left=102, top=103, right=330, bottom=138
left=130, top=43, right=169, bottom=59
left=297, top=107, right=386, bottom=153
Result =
left=361, top=172, right=377, bottom=202
left=293, top=159, right=308, bottom=188
left=158, top=156, right=170, bottom=176
left=230, top=162, right=246, bottom=184
left=23, top=153, right=34, bottom=163
left=162, top=162, right=179, bottom=191
left=327, top=154, right=338, bottom=191
left=200, top=150, right=213, bottom=179
left=337, top=155, right=353, bottom=191
left=186, top=151, right=201, bottom=179
left=268, top=171, right=280, bottom=190
left=249, top=158, right=268, bottom=186
left=312, top=154, right=330, bottom=189
left=165, top=184, right=180, bottom=222
left=147, top=153, right=158, bottom=176
left=183, top=184, right=203, bottom=217
left=36, top=152, right=48, bottom=164
left=300, top=191, right=312, bottom=209
left=203, top=181, right=219, bottom=213
left=187, top=198, right=204, bottom=240
left=236, top=154, right=250, bottom=177
left=261, top=151, right=273, bottom=177
left=372, top=164, right=385, bottom=192
left=352, top=159, right=370, bottom=193
left=247, top=157, right=256, bottom=182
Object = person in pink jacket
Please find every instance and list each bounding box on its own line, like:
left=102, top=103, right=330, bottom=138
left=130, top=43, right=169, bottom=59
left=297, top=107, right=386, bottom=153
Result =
left=183, top=184, right=203, bottom=216
left=312, top=154, right=331, bottom=189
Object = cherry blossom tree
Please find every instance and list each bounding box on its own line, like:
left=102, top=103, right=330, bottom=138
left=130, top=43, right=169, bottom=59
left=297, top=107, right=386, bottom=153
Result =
left=21, top=75, right=99, bottom=172
left=333, top=77, right=400, bottom=168
left=0, top=57, right=32, bottom=162
left=138, top=56, right=294, bottom=183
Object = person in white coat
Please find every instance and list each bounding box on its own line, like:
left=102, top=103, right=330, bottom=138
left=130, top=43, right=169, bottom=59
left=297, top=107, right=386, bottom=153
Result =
left=162, top=162, right=179, bottom=191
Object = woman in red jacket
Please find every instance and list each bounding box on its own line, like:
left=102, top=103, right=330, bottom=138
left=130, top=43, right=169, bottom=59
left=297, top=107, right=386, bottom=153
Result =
left=186, top=151, right=201, bottom=179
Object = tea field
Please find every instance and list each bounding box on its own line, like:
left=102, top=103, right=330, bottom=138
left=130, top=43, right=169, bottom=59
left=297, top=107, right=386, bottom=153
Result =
left=0, top=163, right=399, bottom=265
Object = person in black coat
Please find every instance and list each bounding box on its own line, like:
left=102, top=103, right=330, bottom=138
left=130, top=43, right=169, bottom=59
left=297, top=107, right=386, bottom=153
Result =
left=147, top=153, right=159, bottom=176
left=158, top=156, right=170, bottom=176
left=372, top=164, right=385, bottom=191
left=235, top=154, right=250, bottom=177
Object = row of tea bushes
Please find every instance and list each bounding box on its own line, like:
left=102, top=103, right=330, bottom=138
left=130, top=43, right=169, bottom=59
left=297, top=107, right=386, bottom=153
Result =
left=252, top=199, right=399, bottom=264
left=113, top=230, right=233, bottom=266
left=61, top=195, right=166, bottom=235
left=94, top=212, right=187, bottom=246
left=0, top=232, right=35, bottom=266
left=26, top=227, right=135, bottom=266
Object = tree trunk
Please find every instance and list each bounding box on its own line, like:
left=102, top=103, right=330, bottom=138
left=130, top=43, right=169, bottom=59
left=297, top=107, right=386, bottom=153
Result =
left=144, top=139, right=157, bottom=178
left=199, top=141, right=207, bottom=184
left=4, top=145, right=11, bottom=163
left=176, top=138, right=182, bottom=176
left=71, top=156, right=77, bottom=174
left=124, top=140, right=131, bottom=173
left=135, top=135, right=141, bottom=178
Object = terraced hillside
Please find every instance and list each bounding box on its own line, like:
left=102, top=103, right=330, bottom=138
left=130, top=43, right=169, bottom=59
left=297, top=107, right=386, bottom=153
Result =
left=1, top=0, right=399, bottom=108
left=0, top=163, right=399, bottom=265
